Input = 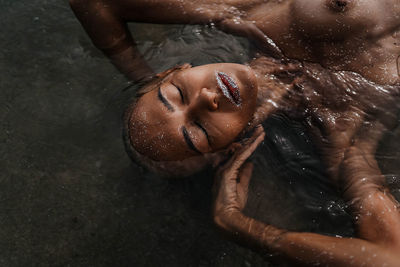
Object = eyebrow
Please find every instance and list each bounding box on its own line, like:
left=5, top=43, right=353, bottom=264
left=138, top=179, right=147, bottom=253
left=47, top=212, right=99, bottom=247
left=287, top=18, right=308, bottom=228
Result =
left=158, top=87, right=174, bottom=111
left=182, top=126, right=201, bottom=154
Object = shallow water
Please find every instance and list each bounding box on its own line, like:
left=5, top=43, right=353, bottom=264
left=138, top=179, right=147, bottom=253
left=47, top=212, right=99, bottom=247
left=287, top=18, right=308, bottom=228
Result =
left=1, top=0, right=400, bottom=266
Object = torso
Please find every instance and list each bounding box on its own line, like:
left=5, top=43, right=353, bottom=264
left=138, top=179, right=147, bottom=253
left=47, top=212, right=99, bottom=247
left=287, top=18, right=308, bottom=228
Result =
left=112, top=0, right=400, bottom=167
left=251, top=56, right=400, bottom=180
left=113, top=0, right=400, bottom=84
left=244, top=0, right=400, bottom=85
left=241, top=0, right=400, bottom=181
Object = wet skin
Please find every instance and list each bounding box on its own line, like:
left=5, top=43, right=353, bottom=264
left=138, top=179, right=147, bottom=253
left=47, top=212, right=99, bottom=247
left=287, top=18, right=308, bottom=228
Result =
left=70, top=0, right=400, bottom=265
left=70, top=0, right=400, bottom=84
left=128, top=63, right=258, bottom=161
left=70, top=0, right=400, bottom=196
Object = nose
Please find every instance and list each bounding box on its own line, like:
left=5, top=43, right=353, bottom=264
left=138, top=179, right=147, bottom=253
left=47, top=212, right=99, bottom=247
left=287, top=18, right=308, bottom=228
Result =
left=190, top=87, right=218, bottom=114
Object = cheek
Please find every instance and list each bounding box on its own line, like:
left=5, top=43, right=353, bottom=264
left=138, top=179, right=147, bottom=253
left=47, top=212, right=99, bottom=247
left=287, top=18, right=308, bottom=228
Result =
left=212, top=115, right=247, bottom=147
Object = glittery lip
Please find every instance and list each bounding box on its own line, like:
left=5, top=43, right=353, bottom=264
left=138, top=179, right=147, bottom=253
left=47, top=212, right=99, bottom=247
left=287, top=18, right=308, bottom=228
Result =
left=215, top=72, right=241, bottom=106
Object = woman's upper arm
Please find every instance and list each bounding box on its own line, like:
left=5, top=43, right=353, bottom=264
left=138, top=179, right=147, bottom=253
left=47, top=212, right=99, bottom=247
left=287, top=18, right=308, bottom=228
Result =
left=69, top=0, right=129, bottom=51
left=104, top=0, right=241, bottom=24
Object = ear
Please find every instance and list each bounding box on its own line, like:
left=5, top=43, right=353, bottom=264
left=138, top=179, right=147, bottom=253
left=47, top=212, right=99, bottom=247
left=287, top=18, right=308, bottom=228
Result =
left=156, top=63, right=192, bottom=78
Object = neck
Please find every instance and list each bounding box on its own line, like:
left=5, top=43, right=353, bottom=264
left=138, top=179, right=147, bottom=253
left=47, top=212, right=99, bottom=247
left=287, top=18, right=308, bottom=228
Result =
left=247, top=56, right=303, bottom=127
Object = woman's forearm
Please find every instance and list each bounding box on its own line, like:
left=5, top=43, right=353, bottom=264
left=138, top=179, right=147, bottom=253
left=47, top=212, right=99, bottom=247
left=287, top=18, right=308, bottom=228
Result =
left=221, top=212, right=399, bottom=266
left=212, top=126, right=400, bottom=266
left=340, top=146, right=400, bottom=245
left=69, top=0, right=129, bottom=53
left=69, top=0, right=154, bottom=81
left=108, top=46, right=154, bottom=82
left=69, top=0, right=275, bottom=81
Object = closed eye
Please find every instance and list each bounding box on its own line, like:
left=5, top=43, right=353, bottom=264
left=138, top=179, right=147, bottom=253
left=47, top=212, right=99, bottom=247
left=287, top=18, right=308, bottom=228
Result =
left=173, top=83, right=184, bottom=103
left=194, top=121, right=211, bottom=146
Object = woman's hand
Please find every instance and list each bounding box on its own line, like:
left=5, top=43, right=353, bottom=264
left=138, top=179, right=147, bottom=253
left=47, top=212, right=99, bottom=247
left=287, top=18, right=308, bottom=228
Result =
left=212, top=125, right=265, bottom=231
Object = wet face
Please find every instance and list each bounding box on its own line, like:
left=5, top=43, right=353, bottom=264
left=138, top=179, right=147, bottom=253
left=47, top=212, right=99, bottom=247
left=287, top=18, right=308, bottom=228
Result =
left=128, top=63, right=258, bottom=161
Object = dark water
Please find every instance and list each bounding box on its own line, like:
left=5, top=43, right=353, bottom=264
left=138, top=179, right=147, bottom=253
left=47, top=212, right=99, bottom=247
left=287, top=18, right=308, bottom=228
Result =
left=1, top=0, right=400, bottom=266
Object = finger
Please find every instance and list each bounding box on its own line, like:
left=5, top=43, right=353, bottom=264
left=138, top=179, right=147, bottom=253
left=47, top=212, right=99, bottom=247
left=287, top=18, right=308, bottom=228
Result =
left=231, top=131, right=265, bottom=170
left=240, top=125, right=265, bottom=146
left=217, top=125, right=265, bottom=174
left=238, top=162, right=253, bottom=191
left=209, top=151, right=228, bottom=168
left=227, top=142, right=243, bottom=155
left=252, top=124, right=265, bottom=137
left=237, top=162, right=254, bottom=210
left=229, top=125, right=265, bottom=163
left=228, top=126, right=263, bottom=156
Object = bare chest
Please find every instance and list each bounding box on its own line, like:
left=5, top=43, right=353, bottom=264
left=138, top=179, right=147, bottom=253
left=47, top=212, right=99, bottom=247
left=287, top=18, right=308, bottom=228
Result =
left=248, top=0, right=400, bottom=84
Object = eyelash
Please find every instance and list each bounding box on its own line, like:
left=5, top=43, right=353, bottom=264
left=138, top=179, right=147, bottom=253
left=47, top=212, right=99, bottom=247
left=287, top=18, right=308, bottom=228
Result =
left=173, top=83, right=184, bottom=103
left=194, top=121, right=209, bottom=142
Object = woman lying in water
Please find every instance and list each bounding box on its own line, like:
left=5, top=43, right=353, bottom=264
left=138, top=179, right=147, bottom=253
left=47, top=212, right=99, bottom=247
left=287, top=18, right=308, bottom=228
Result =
left=69, top=0, right=400, bottom=174
left=70, top=0, right=400, bottom=265
left=122, top=58, right=400, bottom=265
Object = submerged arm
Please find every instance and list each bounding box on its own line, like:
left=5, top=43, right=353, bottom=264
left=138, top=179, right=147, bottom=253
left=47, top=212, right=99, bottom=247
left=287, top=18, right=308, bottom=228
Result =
left=213, top=126, right=400, bottom=266
left=221, top=213, right=397, bottom=266
left=69, top=0, right=283, bottom=80
left=69, top=0, right=155, bottom=82
left=68, top=0, right=252, bottom=81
